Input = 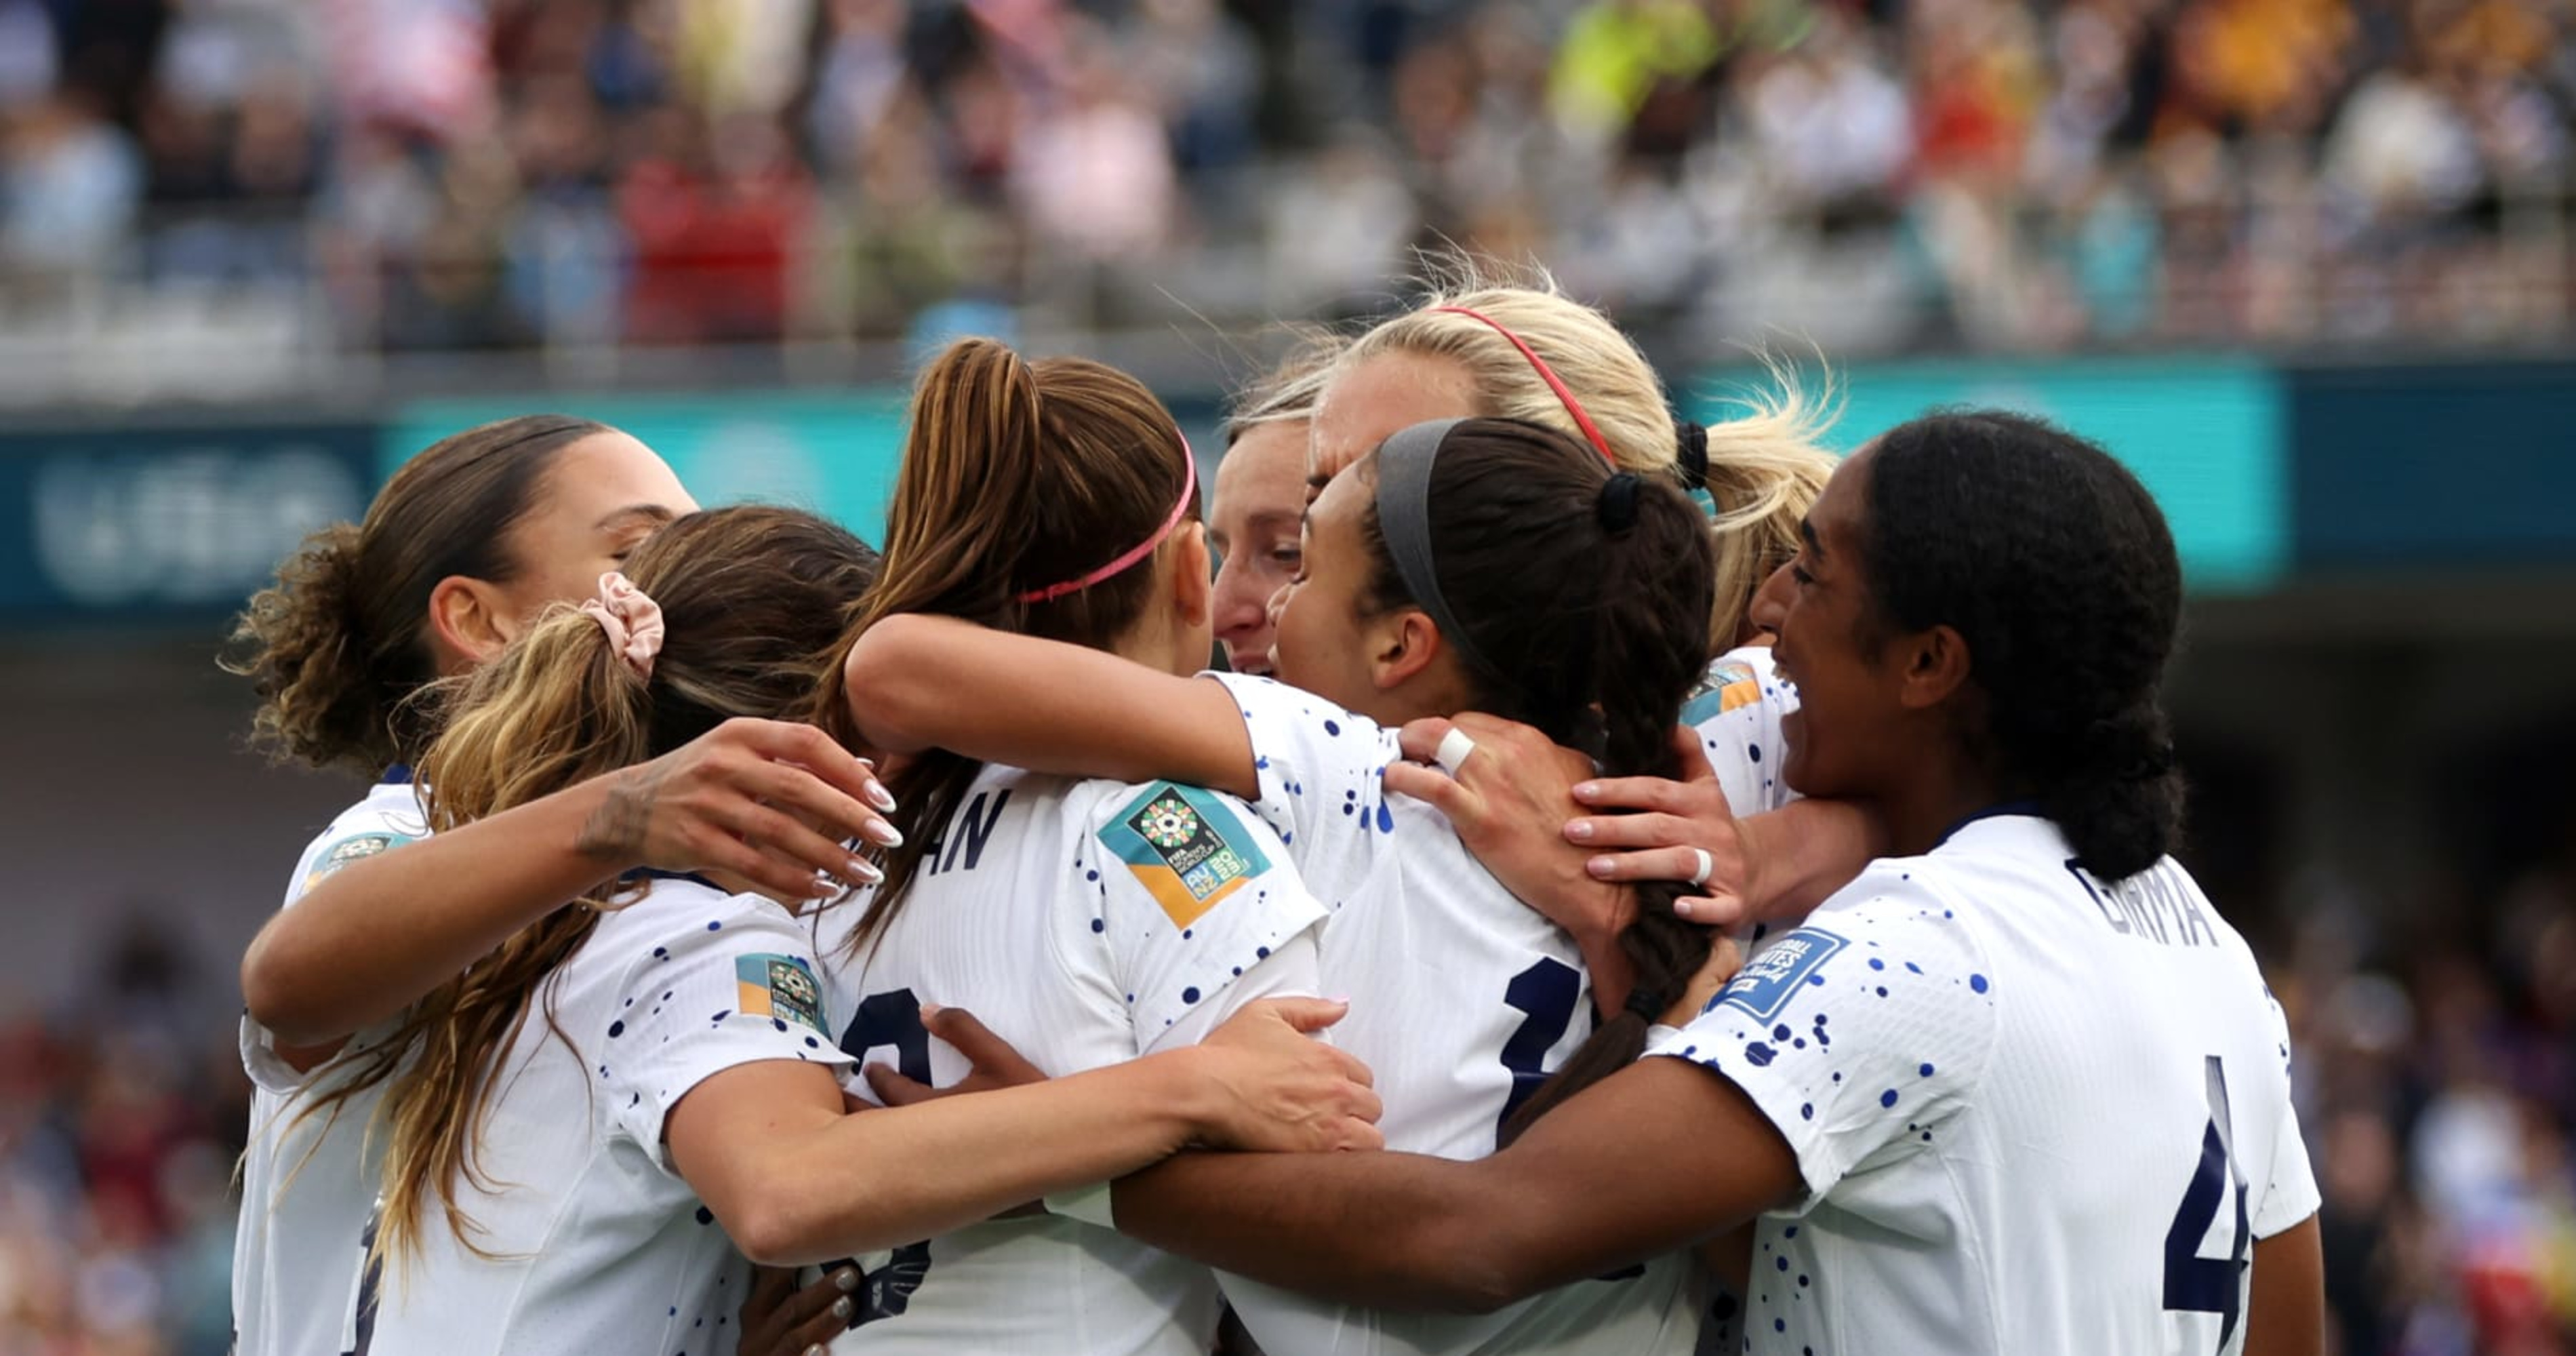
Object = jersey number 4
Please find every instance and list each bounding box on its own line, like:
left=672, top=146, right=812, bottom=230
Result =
left=2162, top=1054, right=2251, bottom=1351
left=828, top=990, right=938, bottom=1328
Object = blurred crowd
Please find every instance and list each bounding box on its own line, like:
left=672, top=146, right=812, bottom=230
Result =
left=3, top=865, right=2573, bottom=1351
left=0, top=0, right=2568, bottom=359
left=2281, top=848, right=2576, bottom=1356
left=0, top=921, right=241, bottom=1355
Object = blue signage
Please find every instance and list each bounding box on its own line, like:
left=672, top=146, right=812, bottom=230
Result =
left=1702, top=357, right=2291, bottom=592
left=0, top=422, right=376, bottom=621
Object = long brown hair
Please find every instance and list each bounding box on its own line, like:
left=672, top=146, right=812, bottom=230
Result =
left=224, top=415, right=610, bottom=774
left=811, top=336, right=1196, bottom=954
left=303, top=505, right=878, bottom=1271
left=1346, top=418, right=1717, bottom=1142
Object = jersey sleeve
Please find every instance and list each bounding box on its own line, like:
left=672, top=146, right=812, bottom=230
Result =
left=1645, top=871, right=1998, bottom=1208
left=1206, top=672, right=1401, bottom=893
left=601, top=891, right=856, bottom=1171
left=239, top=806, right=430, bottom=1095
left=2249, top=985, right=2322, bottom=1238
left=1081, top=778, right=1331, bottom=1041
left=1684, top=646, right=1800, bottom=818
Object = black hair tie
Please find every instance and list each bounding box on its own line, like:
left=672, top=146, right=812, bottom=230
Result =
left=1674, top=420, right=1709, bottom=492
left=1625, top=986, right=1668, bottom=1024
left=1597, top=472, right=1643, bottom=534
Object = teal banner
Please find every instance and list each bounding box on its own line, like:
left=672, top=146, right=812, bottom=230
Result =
left=388, top=391, right=914, bottom=543
left=1702, top=357, right=2290, bottom=592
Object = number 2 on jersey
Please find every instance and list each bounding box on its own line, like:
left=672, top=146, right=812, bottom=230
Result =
left=2162, top=1054, right=2251, bottom=1351
left=829, top=990, right=938, bottom=1328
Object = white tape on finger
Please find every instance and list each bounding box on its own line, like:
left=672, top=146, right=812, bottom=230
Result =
left=1433, top=727, right=1478, bottom=775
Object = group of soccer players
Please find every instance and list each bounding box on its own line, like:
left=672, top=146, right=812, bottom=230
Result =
left=222, top=260, right=2325, bottom=1355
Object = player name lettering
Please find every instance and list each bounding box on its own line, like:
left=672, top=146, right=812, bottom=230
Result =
left=2066, top=860, right=2219, bottom=948
left=922, top=789, right=1012, bottom=877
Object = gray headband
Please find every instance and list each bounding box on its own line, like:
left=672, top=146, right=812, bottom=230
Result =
left=1371, top=418, right=1504, bottom=683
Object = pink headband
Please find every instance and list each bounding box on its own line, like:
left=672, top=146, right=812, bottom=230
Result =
left=1016, top=437, right=1199, bottom=603
left=1431, top=304, right=1619, bottom=467
left=580, top=572, right=665, bottom=679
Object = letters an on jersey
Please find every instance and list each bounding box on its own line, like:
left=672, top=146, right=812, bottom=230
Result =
left=1098, top=782, right=1272, bottom=929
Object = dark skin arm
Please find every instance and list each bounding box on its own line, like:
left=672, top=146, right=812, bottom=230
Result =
left=2244, top=1214, right=2325, bottom=1356
left=1106, top=1055, right=1802, bottom=1314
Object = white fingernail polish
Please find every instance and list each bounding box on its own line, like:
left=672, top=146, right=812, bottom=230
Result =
left=847, top=858, right=884, bottom=884
left=866, top=782, right=898, bottom=812
left=864, top=820, right=903, bottom=848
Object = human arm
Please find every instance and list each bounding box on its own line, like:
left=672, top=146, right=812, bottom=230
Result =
left=840, top=614, right=1257, bottom=799
left=1112, top=884, right=1990, bottom=1312
left=241, top=719, right=896, bottom=1047
left=2243, top=1214, right=2325, bottom=1356
left=1108, top=1055, right=1801, bottom=1312
left=668, top=995, right=1384, bottom=1267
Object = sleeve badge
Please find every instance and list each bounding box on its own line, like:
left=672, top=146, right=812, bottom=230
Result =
left=1097, top=782, right=1272, bottom=930
left=735, top=955, right=828, bottom=1035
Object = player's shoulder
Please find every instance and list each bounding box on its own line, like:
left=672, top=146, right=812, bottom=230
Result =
left=599, top=871, right=778, bottom=933
left=1684, top=643, right=1793, bottom=730
left=1207, top=671, right=1389, bottom=746
left=1745, top=856, right=2002, bottom=1012
left=1076, top=776, right=1287, bottom=883
left=287, top=782, right=431, bottom=902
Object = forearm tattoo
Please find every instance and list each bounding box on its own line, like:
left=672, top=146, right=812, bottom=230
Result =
left=576, top=760, right=670, bottom=861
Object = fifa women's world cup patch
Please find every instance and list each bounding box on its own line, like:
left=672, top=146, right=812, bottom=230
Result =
left=1098, top=782, right=1272, bottom=930
left=1682, top=659, right=1764, bottom=726
left=302, top=831, right=420, bottom=892
left=735, top=955, right=829, bottom=1036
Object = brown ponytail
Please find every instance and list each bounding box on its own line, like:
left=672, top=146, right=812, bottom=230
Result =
left=224, top=416, right=609, bottom=773
left=812, top=337, right=1197, bottom=956
left=300, top=506, right=879, bottom=1271
left=1344, top=418, right=1717, bottom=1142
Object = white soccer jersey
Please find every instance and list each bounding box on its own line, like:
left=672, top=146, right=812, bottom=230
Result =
left=363, top=873, right=853, bottom=1356
left=1685, top=644, right=1799, bottom=819
left=1209, top=673, right=1703, bottom=1356
left=809, top=765, right=1329, bottom=1355
left=234, top=772, right=426, bottom=1356
left=1647, top=811, right=2322, bottom=1355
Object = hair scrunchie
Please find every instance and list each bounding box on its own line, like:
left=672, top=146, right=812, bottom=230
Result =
left=1597, top=471, right=1643, bottom=534
left=1674, top=420, right=1710, bottom=492
left=580, top=572, right=665, bottom=679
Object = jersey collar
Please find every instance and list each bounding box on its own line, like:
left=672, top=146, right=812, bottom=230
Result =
left=1931, top=798, right=2046, bottom=851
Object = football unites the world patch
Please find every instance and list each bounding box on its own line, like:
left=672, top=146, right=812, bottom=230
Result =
left=301, top=831, right=420, bottom=893
left=1715, top=927, right=1849, bottom=1022
left=736, top=955, right=828, bottom=1035
left=1098, top=782, right=1270, bottom=929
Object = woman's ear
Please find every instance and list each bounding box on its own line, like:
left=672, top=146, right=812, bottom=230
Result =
left=1171, top=523, right=1213, bottom=630
left=426, top=575, right=519, bottom=674
left=1368, top=609, right=1445, bottom=692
